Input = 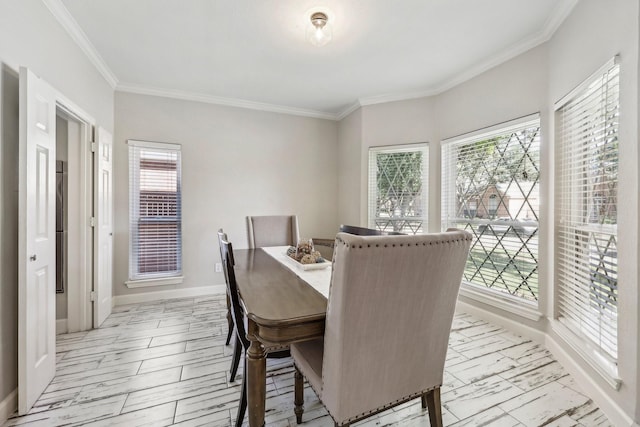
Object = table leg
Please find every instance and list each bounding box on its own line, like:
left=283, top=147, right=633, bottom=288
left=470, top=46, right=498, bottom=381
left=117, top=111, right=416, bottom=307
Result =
left=247, top=320, right=266, bottom=427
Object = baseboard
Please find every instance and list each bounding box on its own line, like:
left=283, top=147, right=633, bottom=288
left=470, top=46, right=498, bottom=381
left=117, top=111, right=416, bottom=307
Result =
left=0, top=389, right=17, bottom=425
left=455, top=299, right=546, bottom=343
left=112, top=285, right=226, bottom=306
left=56, top=318, right=68, bottom=335
left=545, top=334, right=635, bottom=427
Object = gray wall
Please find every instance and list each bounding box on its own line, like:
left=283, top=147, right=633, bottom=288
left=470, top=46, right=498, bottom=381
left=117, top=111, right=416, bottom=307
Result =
left=113, top=91, right=339, bottom=297
left=0, top=0, right=114, bottom=408
left=335, top=0, right=639, bottom=422
left=337, top=108, right=362, bottom=227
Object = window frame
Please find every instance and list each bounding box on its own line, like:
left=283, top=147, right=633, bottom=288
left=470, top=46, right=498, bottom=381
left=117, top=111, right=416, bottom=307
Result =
left=367, top=143, right=429, bottom=235
left=441, top=114, right=542, bottom=319
left=127, top=139, right=183, bottom=287
left=552, top=57, right=620, bottom=388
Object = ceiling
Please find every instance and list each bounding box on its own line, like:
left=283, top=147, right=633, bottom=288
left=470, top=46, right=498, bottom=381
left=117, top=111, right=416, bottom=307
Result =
left=55, top=0, right=577, bottom=120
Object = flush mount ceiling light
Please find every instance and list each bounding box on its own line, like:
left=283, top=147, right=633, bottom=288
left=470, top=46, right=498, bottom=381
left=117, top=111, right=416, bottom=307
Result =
left=306, top=11, right=332, bottom=47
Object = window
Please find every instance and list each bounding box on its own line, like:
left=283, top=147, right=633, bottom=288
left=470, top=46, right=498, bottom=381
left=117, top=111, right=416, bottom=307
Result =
left=128, top=140, right=182, bottom=281
left=368, top=144, right=428, bottom=234
left=555, top=58, right=619, bottom=371
left=442, top=115, right=540, bottom=303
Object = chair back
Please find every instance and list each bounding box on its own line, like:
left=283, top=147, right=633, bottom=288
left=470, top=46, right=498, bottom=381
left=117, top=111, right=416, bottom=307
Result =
left=247, top=215, right=300, bottom=248
left=320, top=229, right=472, bottom=422
left=339, top=224, right=404, bottom=236
left=218, top=232, right=249, bottom=350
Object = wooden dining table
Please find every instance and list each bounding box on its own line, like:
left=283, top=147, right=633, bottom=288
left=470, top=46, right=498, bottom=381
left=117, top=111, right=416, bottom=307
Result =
left=233, top=247, right=330, bottom=427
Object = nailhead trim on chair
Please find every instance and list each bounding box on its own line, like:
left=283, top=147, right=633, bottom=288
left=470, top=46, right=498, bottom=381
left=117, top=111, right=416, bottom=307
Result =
left=297, top=360, right=441, bottom=427
left=312, top=231, right=470, bottom=425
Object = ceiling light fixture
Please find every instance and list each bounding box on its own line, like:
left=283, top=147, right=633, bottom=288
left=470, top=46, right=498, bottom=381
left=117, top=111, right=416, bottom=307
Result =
left=307, top=11, right=332, bottom=47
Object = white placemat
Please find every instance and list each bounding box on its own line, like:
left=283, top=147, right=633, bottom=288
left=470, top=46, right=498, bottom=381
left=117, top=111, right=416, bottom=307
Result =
left=261, top=246, right=332, bottom=299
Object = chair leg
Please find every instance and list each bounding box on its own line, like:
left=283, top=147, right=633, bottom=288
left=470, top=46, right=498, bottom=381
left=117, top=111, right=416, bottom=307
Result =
left=229, top=336, right=242, bottom=382
left=234, top=357, right=248, bottom=427
left=225, top=294, right=233, bottom=345
left=425, top=388, right=443, bottom=427
left=294, top=366, right=304, bottom=424
left=421, top=393, right=428, bottom=409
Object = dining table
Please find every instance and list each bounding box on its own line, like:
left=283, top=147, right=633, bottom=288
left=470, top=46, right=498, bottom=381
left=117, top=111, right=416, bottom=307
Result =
left=233, top=246, right=331, bottom=427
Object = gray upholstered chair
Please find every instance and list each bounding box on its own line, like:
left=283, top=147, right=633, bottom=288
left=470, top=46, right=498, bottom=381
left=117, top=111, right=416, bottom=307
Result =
left=310, top=238, right=335, bottom=261
left=339, top=224, right=405, bottom=236
left=247, top=215, right=300, bottom=248
left=291, top=229, right=472, bottom=427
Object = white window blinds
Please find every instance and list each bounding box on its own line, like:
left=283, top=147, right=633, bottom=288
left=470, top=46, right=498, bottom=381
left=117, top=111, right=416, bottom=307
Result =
left=554, top=58, right=619, bottom=366
left=128, top=140, right=182, bottom=281
left=368, top=144, right=428, bottom=234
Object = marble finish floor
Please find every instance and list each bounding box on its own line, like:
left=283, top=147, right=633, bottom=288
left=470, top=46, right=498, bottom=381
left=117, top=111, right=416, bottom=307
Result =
left=5, top=294, right=612, bottom=426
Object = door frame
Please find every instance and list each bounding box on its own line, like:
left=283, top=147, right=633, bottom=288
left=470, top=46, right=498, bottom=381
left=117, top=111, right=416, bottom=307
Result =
left=55, top=104, right=94, bottom=332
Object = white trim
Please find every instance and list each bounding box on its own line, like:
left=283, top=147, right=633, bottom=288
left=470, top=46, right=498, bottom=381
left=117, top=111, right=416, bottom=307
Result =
left=336, top=100, right=362, bottom=121
left=56, top=318, right=68, bottom=335
left=0, top=389, right=17, bottom=425
left=125, top=276, right=184, bottom=288
left=442, top=113, right=541, bottom=146
left=113, top=285, right=225, bottom=306
left=127, top=139, right=181, bottom=151
left=41, top=0, right=577, bottom=123
left=459, top=283, right=543, bottom=322
left=116, top=83, right=338, bottom=121
left=455, top=300, right=545, bottom=343
left=554, top=56, right=619, bottom=110
left=545, top=331, right=632, bottom=427
left=41, top=0, right=118, bottom=88
left=369, top=142, right=429, bottom=153
left=356, top=1, right=578, bottom=110
left=550, top=320, right=621, bottom=390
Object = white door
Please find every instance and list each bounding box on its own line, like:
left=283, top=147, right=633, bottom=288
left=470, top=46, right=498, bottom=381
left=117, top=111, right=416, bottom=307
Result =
left=94, top=127, right=113, bottom=327
left=18, top=68, right=57, bottom=414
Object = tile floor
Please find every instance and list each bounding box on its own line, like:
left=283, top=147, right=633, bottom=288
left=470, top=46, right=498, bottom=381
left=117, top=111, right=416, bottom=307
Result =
left=5, top=294, right=613, bottom=426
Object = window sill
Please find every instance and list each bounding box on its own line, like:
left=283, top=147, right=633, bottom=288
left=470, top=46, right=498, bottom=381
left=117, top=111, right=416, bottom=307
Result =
left=125, top=276, right=184, bottom=288
left=459, top=282, right=543, bottom=322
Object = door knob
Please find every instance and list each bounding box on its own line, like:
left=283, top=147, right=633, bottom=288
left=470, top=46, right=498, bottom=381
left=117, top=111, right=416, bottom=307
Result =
left=29, top=254, right=37, bottom=262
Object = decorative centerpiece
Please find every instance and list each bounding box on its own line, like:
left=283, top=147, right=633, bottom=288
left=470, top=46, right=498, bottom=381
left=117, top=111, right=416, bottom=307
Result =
left=288, top=238, right=326, bottom=265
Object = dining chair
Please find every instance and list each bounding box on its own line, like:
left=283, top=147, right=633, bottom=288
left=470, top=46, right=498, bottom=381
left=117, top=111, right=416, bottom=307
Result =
left=310, top=238, right=335, bottom=261
left=291, top=229, right=472, bottom=427
left=247, top=215, right=300, bottom=248
left=339, top=224, right=405, bottom=236
left=218, top=233, right=291, bottom=427
left=217, top=229, right=235, bottom=347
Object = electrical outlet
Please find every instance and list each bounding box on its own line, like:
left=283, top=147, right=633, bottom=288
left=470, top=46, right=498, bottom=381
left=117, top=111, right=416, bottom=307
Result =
left=215, top=262, right=222, bottom=273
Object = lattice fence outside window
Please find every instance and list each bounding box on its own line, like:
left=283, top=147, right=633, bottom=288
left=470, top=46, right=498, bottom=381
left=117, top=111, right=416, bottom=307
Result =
left=442, top=116, right=540, bottom=303
left=368, top=144, right=428, bottom=235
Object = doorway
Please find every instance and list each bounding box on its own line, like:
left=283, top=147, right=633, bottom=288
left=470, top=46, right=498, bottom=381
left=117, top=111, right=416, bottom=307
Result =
left=54, top=108, right=93, bottom=334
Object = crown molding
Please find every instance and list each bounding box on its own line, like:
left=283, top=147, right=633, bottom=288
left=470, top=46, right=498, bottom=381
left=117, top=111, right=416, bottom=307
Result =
left=41, top=0, right=119, bottom=88
left=116, top=83, right=339, bottom=121
left=351, top=0, right=578, bottom=112
left=336, top=100, right=363, bottom=121
left=43, top=0, right=577, bottom=122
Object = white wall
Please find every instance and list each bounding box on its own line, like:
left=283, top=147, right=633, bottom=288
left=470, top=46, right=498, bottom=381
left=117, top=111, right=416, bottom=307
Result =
left=0, top=0, right=115, bottom=411
left=113, top=92, right=339, bottom=297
